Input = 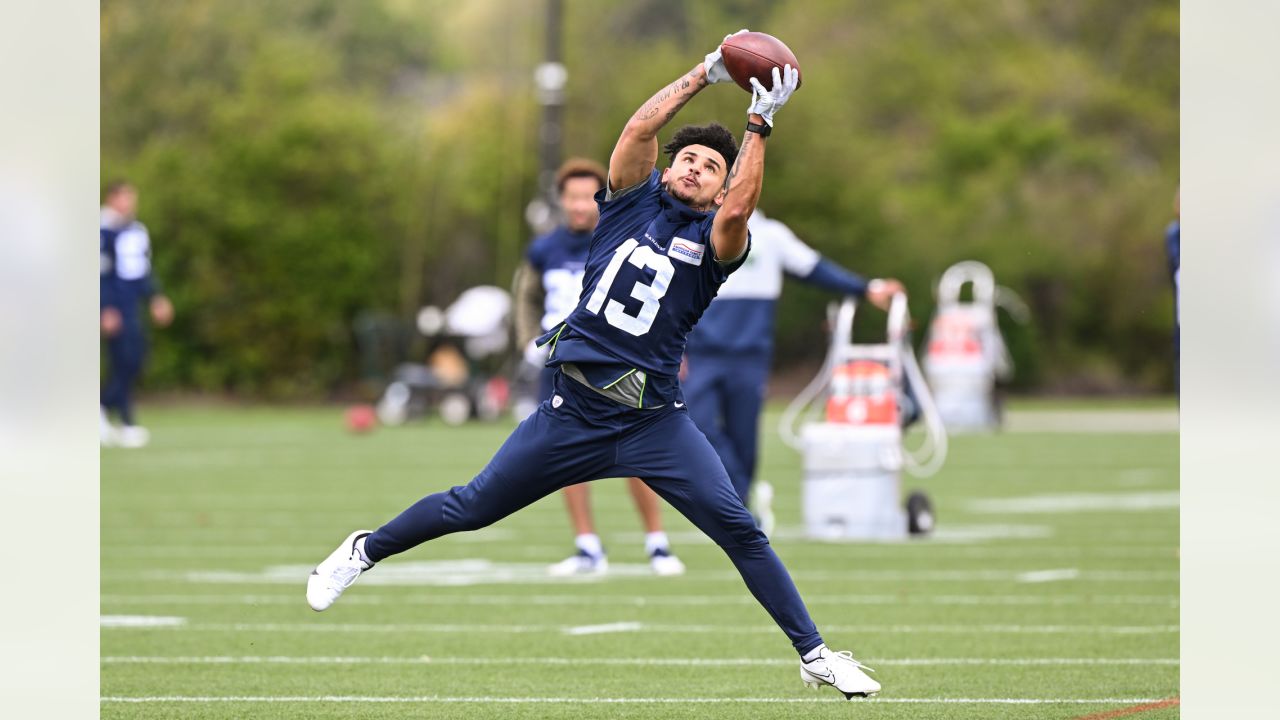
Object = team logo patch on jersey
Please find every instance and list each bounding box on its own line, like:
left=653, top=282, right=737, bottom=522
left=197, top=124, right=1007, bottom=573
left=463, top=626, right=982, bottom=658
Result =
left=667, top=238, right=705, bottom=266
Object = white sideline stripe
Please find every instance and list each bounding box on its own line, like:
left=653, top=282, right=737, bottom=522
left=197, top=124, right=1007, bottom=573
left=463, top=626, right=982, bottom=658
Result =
left=969, top=492, right=1179, bottom=514
left=99, top=615, right=187, bottom=628
left=101, top=656, right=1181, bottom=667
left=100, top=695, right=1169, bottom=705
left=99, top=593, right=1179, bottom=607
left=1002, top=408, right=1178, bottom=433
left=103, top=622, right=1179, bottom=635
left=1017, top=568, right=1081, bottom=584
left=563, top=622, right=644, bottom=635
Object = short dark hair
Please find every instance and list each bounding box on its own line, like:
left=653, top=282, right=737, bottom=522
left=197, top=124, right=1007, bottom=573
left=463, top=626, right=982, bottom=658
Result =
left=556, top=158, right=607, bottom=194
left=662, top=123, right=738, bottom=173
left=104, top=179, right=134, bottom=199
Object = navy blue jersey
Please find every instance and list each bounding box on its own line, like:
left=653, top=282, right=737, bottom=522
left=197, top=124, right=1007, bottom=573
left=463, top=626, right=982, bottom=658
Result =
left=527, top=225, right=591, bottom=332
left=100, top=213, right=157, bottom=323
left=544, top=169, right=749, bottom=400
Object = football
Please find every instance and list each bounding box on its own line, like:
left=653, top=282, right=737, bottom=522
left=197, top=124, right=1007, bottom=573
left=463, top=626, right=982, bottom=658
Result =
left=721, top=31, right=803, bottom=93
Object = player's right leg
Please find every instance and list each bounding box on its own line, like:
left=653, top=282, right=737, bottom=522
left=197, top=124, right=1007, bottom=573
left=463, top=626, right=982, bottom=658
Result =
left=621, top=410, right=879, bottom=698
left=626, top=477, right=685, bottom=576
left=308, top=372, right=614, bottom=610
left=547, top=483, right=609, bottom=576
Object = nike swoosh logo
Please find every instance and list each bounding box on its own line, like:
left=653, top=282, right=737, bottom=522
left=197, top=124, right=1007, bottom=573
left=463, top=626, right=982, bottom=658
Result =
left=674, top=402, right=685, bottom=408
left=807, top=668, right=835, bottom=682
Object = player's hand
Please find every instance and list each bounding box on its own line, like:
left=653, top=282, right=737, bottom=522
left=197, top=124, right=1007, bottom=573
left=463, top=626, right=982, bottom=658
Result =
left=747, top=64, right=800, bottom=126
left=150, top=295, right=174, bottom=328
left=866, top=278, right=904, bottom=310
left=704, top=29, right=749, bottom=85
left=101, top=307, right=122, bottom=337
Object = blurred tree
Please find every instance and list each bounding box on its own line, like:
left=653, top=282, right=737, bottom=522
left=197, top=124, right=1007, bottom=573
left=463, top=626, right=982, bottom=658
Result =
left=102, top=0, right=1179, bottom=397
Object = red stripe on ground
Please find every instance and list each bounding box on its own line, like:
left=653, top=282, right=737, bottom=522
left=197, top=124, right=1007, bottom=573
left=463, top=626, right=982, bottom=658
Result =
left=1073, top=698, right=1179, bottom=720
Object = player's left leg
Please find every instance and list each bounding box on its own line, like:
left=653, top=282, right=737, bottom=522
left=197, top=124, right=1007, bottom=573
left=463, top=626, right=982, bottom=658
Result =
left=615, top=408, right=880, bottom=698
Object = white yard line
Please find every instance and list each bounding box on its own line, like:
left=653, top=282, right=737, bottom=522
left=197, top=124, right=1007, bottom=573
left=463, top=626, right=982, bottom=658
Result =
left=114, top=563, right=1178, bottom=585
left=99, top=544, right=1179, bottom=559
left=99, top=615, right=186, bottom=628
left=99, top=592, right=1179, bottom=607
left=101, top=655, right=1180, bottom=667
left=1017, top=568, right=1082, bottom=583
left=563, top=622, right=644, bottom=635
left=99, top=695, right=1171, bottom=705
left=102, top=621, right=1179, bottom=635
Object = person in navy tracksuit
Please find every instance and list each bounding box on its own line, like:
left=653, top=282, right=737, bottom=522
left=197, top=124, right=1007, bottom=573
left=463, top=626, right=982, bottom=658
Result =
left=100, top=181, right=172, bottom=447
left=683, top=209, right=902, bottom=530
left=308, top=35, right=881, bottom=699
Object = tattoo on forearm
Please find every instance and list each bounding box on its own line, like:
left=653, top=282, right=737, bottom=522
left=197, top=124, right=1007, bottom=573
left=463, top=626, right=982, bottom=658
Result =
left=725, top=132, right=754, bottom=187
left=632, top=69, right=704, bottom=123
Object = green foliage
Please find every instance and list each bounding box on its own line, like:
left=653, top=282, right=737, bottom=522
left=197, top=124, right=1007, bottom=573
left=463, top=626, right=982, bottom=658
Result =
left=103, top=0, right=1179, bottom=397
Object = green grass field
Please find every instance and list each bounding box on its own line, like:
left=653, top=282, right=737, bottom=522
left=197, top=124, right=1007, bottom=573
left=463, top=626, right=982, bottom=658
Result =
left=101, top=401, right=1179, bottom=719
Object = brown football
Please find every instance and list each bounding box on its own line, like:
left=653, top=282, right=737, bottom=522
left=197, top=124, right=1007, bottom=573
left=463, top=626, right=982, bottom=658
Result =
left=721, top=32, right=803, bottom=93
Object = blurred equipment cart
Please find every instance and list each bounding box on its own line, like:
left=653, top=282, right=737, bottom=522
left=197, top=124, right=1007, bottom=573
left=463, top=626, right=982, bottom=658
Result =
left=780, top=292, right=947, bottom=541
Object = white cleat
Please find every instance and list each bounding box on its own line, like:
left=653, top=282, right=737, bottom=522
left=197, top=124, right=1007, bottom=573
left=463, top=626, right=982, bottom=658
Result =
left=547, top=550, right=608, bottom=577
left=648, top=548, right=686, bottom=576
left=306, top=530, right=374, bottom=611
left=117, top=425, right=150, bottom=448
left=800, top=647, right=881, bottom=699
left=100, top=408, right=119, bottom=447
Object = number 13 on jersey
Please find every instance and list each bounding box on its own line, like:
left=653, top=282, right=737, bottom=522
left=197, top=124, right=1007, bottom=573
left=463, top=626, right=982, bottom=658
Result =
left=584, top=238, right=675, bottom=336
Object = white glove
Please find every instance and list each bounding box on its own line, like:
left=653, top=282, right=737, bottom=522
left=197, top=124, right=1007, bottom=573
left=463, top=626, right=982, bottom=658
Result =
left=703, top=29, right=749, bottom=85
left=747, top=65, right=800, bottom=127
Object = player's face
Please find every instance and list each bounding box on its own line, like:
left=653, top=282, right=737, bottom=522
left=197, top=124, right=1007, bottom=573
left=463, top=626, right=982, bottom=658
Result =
left=662, top=145, right=728, bottom=211
left=108, top=187, right=138, bottom=218
left=560, top=176, right=602, bottom=232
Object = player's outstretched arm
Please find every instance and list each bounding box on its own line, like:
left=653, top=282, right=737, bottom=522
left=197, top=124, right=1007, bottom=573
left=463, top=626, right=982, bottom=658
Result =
left=608, top=65, right=710, bottom=192
left=712, top=65, right=800, bottom=263
left=608, top=31, right=747, bottom=192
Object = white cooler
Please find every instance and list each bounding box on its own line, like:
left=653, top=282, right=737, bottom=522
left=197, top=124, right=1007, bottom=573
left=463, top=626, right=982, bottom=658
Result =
left=801, top=423, right=907, bottom=541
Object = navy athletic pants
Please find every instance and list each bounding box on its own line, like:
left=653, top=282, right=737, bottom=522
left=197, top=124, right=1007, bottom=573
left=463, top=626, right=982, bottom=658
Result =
left=682, top=352, right=770, bottom=504
left=102, top=325, right=146, bottom=426
left=364, top=369, right=824, bottom=655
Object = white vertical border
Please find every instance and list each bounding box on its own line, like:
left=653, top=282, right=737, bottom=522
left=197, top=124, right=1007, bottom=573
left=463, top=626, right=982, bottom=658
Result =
left=1183, top=1, right=1280, bottom=717
left=0, top=0, right=99, bottom=715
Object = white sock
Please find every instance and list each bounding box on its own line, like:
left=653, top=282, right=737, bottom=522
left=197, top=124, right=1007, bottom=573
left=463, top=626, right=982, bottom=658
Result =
left=644, top=531, right=670, bottom=556
left=574, top=533, right=604, bottom=558
left=354, top=535, right=373, bottom=566
left=802, top=644, right=827, bottom=663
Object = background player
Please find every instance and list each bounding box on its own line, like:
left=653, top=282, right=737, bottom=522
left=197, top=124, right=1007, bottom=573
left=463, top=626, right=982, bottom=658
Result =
left=684, top=209, right=902, bottom=533
left=308, top=33, right=881, bottom=699
left=100, top=180, right=173, bottom=447
left=513, top=158, right=685, bottom=577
